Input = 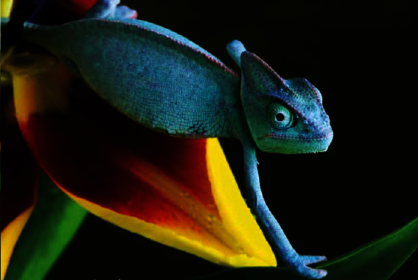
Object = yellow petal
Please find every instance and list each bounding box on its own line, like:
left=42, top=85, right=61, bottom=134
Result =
left=1, top=0, right=13, bottom=18
left=1, top=207, right=35, bottom=280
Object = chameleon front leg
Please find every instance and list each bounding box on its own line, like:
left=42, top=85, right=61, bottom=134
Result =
left=241, top=137, right=327, bottom=279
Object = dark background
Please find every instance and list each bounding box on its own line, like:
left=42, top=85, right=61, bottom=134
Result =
left=15, top=0, right=415, bottom=279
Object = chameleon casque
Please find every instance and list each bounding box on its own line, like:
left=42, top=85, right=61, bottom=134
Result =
left=1, top=0, right=333, bottom=279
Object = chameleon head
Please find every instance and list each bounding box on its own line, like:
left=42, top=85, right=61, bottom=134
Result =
left=239, top=51, right=333, bottom=154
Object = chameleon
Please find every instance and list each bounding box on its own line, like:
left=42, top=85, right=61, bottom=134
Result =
left=1, top=1, right=333, bottom=278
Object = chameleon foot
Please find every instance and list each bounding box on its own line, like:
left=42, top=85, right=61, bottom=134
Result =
left=82, top=0, right=137, bottom=19
left=287, top=255, right=327, bottom=279
left=114, top=5, right=137, bottom=19
left=83, top=0, right=120, bottom=18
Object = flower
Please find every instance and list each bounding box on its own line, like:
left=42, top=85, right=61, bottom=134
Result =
left=1, top=1, right=276, bottom=279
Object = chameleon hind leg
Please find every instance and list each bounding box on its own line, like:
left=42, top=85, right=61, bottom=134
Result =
left=82, top=0, right=137, bottom=19
left=242, top=139, right=327, bottom=279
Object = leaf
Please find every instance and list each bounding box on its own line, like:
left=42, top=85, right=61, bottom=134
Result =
left=194, top=217, right=418, bottom=279
left=4, top=171, right=88, bottom=280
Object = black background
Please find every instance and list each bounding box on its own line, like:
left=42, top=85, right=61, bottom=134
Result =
left=18, top=0, right=416, bottom=279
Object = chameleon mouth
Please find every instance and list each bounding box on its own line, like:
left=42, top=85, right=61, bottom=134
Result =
left=261, top=131, right=333, bottom=141
left=257, top=131, right=333, bottom=154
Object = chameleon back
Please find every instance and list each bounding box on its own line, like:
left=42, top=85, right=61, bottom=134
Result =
left=20, top=18, right=241, bottom=137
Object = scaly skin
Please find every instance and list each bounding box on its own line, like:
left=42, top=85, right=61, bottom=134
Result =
left=1, top=1, right=333, bottom=278
left=20, top=18, right=243, bottom=138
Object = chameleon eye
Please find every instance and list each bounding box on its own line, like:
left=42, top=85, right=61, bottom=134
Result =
left=267, top=103, right=293, bottom=129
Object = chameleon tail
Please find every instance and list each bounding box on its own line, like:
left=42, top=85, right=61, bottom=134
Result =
left=1, top=0, right=51, bottom=66
left=5, top=18, right=57, bottom=52
left=1, top=17, right=53, bottom=64
left=1, top=18, right=62, bottom=82
left=22, top=21, right=55, bottom=44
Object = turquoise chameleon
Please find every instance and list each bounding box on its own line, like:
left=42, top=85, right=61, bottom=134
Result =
left=1, top=1, right=333, bottom=278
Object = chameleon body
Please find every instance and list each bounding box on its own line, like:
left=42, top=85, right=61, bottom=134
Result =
left=1, top=2, right=333, bottom=278
left=19, top=18, right=243, bottom=138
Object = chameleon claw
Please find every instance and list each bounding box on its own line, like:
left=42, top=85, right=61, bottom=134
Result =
left=300, top=255, right=327, bottom=265
left=114, top=5, right=137, bottom=19
left=289, top=255, right=327, bottom=279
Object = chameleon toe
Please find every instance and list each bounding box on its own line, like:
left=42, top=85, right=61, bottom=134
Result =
left=301, top=255, right=327, bottom=265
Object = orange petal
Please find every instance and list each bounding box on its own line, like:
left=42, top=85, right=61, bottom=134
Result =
left=8, top=54, right=276, bottom=267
